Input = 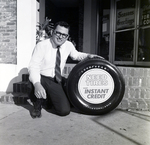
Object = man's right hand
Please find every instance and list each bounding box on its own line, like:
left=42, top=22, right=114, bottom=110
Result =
left=34, top=82, right=46, bottom=99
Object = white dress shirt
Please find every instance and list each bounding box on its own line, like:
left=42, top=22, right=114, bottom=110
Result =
left=28, top=39, right=89, bottom=84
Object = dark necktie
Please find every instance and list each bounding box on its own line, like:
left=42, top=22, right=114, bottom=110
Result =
left=55, top=46, right=62, bottom=83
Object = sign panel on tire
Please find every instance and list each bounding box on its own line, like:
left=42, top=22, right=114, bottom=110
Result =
left=78, top=69, right=114, bottom=104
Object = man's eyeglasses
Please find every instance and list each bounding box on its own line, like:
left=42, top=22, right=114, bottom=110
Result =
left=54, top=31, right=69, bottom=39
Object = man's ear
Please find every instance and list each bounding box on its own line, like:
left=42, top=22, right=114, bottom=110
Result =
left=66, top=35, right=70, bottom=40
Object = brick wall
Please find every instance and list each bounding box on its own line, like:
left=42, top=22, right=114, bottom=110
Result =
left=63, top=64, right=150, bottom=111
left=118, top=67, right=150, bottom=111
left=0, top=0, right=17, bottom=64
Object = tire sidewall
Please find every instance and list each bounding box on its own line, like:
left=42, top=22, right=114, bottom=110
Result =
left=67, top=58, right=125, bottom=114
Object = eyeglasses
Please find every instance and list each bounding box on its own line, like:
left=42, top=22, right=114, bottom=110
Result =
left=54, top=31, right=69, bottom=39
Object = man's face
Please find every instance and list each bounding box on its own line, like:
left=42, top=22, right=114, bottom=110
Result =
left=52, top=25, right=69, bottom=46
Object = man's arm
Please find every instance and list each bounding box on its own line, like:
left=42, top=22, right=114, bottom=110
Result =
left=69, top=42, right=104, bottom=61
left=28, top=43, right=46, bottom=99
left=28, top=43, right=43, bottom=84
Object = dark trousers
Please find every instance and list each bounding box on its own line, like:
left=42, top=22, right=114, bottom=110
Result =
left=27, top=75, right=70, bottom=116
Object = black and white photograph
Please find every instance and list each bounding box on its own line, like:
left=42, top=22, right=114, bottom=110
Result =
left=0, top=0, right=150, bottom=145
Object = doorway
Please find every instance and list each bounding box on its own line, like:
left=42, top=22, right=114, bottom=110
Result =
left=45, top=0, right=82, bottom=51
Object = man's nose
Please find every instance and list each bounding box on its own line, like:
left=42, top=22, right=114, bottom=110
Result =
left=59, top=34, right=63, bottom=39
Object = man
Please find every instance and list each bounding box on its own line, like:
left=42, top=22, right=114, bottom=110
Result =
left=28, top=21, right=102, bottom=118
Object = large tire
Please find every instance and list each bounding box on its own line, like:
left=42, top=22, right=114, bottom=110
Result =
left=67, top=58, right=125, bottom=115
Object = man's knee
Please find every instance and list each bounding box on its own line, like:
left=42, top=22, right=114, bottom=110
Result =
left=57, top=108, right=70, bottom=116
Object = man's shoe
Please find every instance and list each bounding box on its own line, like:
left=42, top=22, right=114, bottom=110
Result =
left=31, top=99, right=42, bottom=118
left=31, top=108, right=42, bottom=118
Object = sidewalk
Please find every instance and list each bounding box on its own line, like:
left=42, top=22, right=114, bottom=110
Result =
left=0, top=101, right=150, bottom=145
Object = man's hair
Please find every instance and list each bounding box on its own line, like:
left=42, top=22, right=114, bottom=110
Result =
left=54, top=21, right=70, bottom=32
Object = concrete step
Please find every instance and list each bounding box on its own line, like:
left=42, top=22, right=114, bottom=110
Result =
left=22, top=74, right=29, bottom=82
left=0, top=92, right=29, bottom=104
left=13, top=81, right=29, bottom=93
left=13, top=74, right=29, bottom=93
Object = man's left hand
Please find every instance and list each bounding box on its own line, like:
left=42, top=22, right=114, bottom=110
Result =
left=88, top=54, right=104, bottom=59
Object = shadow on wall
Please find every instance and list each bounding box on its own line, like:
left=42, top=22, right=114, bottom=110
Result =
left=6, top=68, right=28, bottom=93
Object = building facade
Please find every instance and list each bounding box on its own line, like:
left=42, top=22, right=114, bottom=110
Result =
left=0, top=0, right=150, bottom=110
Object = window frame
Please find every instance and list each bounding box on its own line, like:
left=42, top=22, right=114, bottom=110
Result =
left=109, top=0, right=150, bottom=66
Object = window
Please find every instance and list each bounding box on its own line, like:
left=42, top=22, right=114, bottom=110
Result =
left=115, top=0, right=135, bottom=62
left=110, top=0, right=150, bottom=66
left=138, top=0, right=150, bottom=62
